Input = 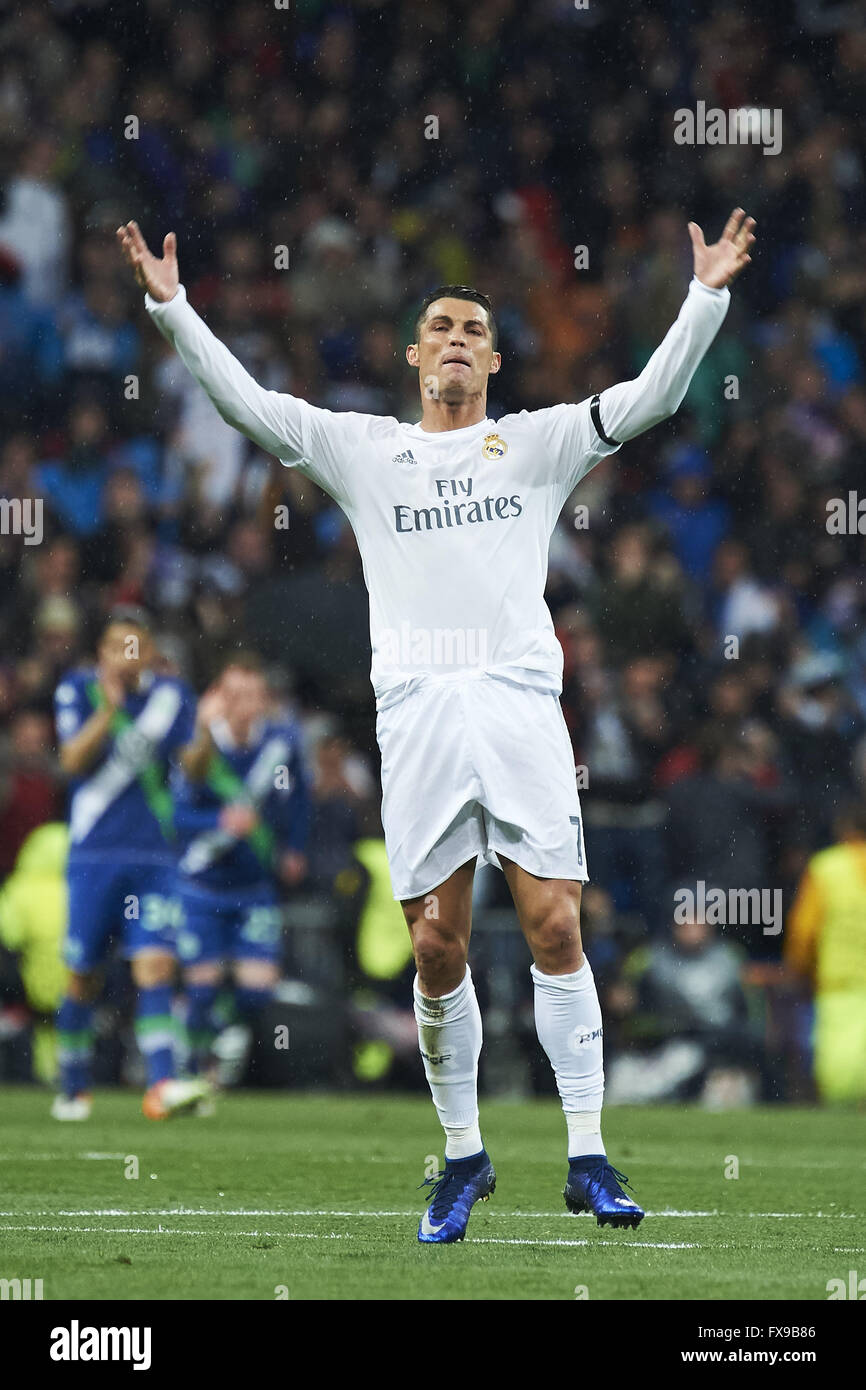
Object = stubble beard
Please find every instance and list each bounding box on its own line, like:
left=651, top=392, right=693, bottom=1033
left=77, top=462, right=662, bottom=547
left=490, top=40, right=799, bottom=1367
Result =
left=440, top=381, right=484, bottom=407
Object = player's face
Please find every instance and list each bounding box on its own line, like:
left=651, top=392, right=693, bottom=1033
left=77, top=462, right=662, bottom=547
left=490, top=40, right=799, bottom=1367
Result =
left=220, top=668, right=269, bottom=736
left=674, top=917, right=711, bottom=951
left=98, top=623, right=150, bottom=687
left=407, top=297, right=501, bottom=405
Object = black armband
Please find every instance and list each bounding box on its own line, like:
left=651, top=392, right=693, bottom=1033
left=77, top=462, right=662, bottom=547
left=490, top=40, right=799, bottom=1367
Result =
left=590, top=393, right=620, bottom=447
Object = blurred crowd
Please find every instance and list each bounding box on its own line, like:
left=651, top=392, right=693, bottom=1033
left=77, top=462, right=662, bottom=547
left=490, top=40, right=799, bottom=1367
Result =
left=1, top=0, right=865, bottom=1100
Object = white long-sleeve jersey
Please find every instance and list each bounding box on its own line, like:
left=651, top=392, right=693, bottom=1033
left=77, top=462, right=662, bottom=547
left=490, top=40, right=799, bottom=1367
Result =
left=145, top=277, right=729, bottom=705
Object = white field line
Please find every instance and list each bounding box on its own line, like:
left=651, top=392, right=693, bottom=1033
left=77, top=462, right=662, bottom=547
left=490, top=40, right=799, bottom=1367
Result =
left=2, top=1224, right=349, bottom=1239
left=470, top=1237, right=711, bottom=1250
left=643, top=1208, right=854, bottom=1218
left=0, top=1222, right=702, bottom=1250
left=0, top=1207, right=858, bottom=1220
left=0, top=1208, right=419, bottom=1218
left=0, top=1153, right=127, bottom=1161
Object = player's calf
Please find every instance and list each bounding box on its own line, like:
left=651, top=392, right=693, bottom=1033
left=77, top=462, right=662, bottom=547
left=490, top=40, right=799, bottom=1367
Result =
left=53, top=970, right=100, bottom=1116
left=185, top=980, right=220, bottom=1076
left=132, top=950, right=181, bottom=1091
left=221, top=962, right=277, bottom=1086
left=232, top=957, right=277, bottom=1010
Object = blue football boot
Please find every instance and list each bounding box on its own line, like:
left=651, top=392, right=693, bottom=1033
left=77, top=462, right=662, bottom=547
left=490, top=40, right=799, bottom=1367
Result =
left=564, top=1154, right=644, bottom=1229
left=417, top=1149, right=496, bottom=1243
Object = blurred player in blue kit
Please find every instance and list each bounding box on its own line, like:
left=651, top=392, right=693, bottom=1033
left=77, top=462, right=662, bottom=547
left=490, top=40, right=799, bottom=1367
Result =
left=52, top=607, right=209, bottom=1121
left=173, top=653, right=311, bottom=1086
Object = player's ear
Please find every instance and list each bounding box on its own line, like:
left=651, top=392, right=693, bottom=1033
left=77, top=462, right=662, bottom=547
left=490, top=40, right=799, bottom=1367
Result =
left=489, top=352, right=502, bottom=375
left=406, top=343, right=419, bottom=368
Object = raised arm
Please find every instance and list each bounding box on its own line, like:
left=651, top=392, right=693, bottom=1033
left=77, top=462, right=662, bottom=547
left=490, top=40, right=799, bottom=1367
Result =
left=58, top=698, right=117, bottom=777
left=56, top=669, right=126, bottom=777
left=116, top=221, right=305, bottom=462
left=177, top=683, right=224, bottom=783
left=593, top=208, right=756, bottom=446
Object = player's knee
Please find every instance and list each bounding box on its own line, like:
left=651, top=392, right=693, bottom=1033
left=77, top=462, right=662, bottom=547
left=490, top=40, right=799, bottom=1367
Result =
left=232, top=959, right=277, bottom=991
left=411, top=923, right=466, bottom=986
left=185, top=963, right=222, bottom=988
left=528, top=900, right=583, bottom=970
left=131, top=952, right=176, bottom=988
left=66, top=969, right=99, bottom=1003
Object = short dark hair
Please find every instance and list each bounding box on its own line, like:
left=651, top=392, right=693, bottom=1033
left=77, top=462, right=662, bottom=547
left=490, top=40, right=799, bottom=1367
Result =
left=102, top=604, right=152, bottom=635
left=219, top=649, right=266, bottom=678
left=414, top=285, right=497, bottom=350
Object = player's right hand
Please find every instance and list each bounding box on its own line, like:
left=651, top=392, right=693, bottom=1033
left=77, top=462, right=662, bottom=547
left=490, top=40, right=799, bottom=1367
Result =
left=196, top=684, right=227, bottom=729
left=116, top=221, right=179, bottom=303
left=97, top=671, right=126, bottom=710
left=219, top=803, right=259, bottom=838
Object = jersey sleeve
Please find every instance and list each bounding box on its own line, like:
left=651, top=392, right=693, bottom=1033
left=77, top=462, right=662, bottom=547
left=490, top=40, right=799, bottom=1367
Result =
left=268, top=730, right=312, bottom=853
left=169, top=765, right=222, bottom=835
left=144, top=286, right=363, bottom=504
left=528, top=398, right=623, bottom=500
left=163, top=682, right=198, bottom=757
left=594, top=277, right=730, bottom=446
left=54, top=674, right=90, bottom=744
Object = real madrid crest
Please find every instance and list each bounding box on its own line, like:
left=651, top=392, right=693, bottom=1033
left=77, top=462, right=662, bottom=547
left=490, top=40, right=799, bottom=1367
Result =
left=482, top=432, right=507, bottom=460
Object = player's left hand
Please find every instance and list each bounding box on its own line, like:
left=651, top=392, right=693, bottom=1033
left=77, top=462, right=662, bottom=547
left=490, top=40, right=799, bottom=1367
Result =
left=688, top=208, right=756, bottom=289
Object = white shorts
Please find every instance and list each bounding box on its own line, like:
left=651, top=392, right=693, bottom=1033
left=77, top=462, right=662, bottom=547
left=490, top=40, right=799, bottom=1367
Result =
left=375, top=673, right=588, bottom=901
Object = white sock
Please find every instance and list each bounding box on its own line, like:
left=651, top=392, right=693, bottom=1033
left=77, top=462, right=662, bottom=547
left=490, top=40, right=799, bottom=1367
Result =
left=565, top=1109, right=605, bottom=1160
left=413, top=966, right=483, bottom=1160
left=531, top=958, right=606, bottom=1160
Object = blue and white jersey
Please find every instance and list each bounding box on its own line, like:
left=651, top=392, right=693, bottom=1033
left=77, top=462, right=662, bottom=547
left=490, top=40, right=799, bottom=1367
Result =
left=172, top=716, right=311, bottom=891
left=55, top=667, right=196, bottom=859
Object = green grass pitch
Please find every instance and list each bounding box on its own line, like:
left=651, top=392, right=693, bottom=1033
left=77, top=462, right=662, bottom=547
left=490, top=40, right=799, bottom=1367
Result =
left=0, top=1087, right=863, bottom=1301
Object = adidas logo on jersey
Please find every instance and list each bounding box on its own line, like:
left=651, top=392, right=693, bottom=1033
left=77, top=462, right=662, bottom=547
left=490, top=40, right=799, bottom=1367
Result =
left=392, top=449, right=418, bottom=466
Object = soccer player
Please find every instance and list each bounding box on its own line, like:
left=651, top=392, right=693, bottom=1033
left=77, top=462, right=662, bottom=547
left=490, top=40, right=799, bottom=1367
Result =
left=118, top=207, right=755, bottom=1238
left=785, top=801, right=866, bottom=1105
left=52, top=607, right=209, bottom=1121
left=172, top=653, right=310, bottom=1084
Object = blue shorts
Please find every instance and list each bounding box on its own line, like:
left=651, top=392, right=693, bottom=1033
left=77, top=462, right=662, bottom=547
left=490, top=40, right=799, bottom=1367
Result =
left=176, top=881, right=283, bottom=966
left=65, top=857, right=182, bottom=971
